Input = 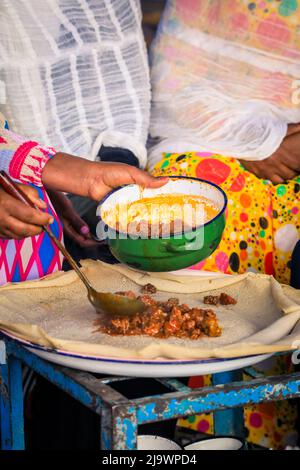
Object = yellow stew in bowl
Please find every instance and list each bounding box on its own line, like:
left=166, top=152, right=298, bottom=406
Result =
left=101, top=193, right=219, bottom=237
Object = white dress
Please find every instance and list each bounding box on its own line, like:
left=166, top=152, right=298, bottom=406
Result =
left=148, top=0, right=300, bottom=169
left=0, top=0, right=150, bottom=167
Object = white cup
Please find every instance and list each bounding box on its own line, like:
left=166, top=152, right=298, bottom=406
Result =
left=184, top=437, right=244, bottom=451
left=137, top=435, right=182, bottom=450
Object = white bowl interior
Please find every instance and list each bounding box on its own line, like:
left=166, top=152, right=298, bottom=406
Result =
left=100, top=179, right=226, bottom=219
left=137, top=435, right=182, bottom=450
left=184, top=437, right=243, bottom=451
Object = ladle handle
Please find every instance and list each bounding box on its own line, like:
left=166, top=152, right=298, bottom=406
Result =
left=0, top=170, right=93, bottom=291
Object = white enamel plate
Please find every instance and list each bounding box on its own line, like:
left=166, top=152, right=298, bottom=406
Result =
left=0, top=269, right=272, bottom=377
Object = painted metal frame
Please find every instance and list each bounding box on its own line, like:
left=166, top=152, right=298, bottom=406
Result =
left=1, top=335, right=299, bottom=450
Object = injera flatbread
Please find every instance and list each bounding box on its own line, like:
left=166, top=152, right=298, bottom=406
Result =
left=0, top=259, right=299, bottom=359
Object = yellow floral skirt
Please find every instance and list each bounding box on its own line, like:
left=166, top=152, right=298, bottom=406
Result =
left=152, top=151, right=300, bottom=448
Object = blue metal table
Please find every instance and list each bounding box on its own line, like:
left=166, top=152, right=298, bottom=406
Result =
left=1, top=335, right=300, bottom=450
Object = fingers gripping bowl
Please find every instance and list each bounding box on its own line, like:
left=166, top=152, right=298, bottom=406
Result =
left=98, top=176, right=227, bottom=272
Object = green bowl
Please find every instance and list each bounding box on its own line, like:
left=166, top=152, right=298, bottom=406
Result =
left=98, top=176, right=227, bottom=272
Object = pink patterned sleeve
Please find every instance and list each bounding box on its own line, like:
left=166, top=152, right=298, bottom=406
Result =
left=0, top=114, right=57, bottom=187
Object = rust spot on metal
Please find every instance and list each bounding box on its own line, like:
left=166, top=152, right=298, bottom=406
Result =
left=0, top=378, right=9, bottom=400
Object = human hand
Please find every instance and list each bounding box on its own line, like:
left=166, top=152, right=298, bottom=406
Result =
left=85, top=162, right=169, bottom=201
left=0, top=184, right=53, bottom=239
left=47, top=189, right=99, bottom=248
left=240, top=124, right=300, bottom=184
left=42, top=155, right=168, bottom=201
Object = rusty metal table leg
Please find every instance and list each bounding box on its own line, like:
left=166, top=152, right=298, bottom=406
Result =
left=0, top=341, right=24, bottom=450
left=101, top=403, right=138, bottom=450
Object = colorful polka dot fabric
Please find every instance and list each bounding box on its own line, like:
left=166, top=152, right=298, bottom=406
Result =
left=153, top=151, right=300, bottom=449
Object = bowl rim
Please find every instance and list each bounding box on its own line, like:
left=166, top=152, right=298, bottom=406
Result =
left=99, top=176, right=228, bottom=238
left=137, top=435, right=183, bottom=449
left=183, top=435, right=245, bottom=450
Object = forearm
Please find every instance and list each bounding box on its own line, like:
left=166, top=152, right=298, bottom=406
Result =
left=240, top=125, right=300, bottom=183
left=41, top=152, right=95, bottom=197
left=42, top=152, right=168, bottom=201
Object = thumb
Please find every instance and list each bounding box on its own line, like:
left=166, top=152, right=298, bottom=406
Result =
left=287, top=123, right=300, bottom=136
left=129, top=168, right=169, bottom=189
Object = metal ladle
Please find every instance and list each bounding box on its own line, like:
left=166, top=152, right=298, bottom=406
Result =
left=0, top=170, right=146, bottom=317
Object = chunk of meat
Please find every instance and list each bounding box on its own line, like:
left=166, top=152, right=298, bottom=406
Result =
left=138, top=294, right=157, bottom=306
left=141, top=283, right=157, bottom=294
left=203, top=292, right=237, bottom=306
left=96, top=291, right=222, bottom=340
left=203, top=295, right=220, bottom=306
left=219, top=293, right=237, bottom=305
